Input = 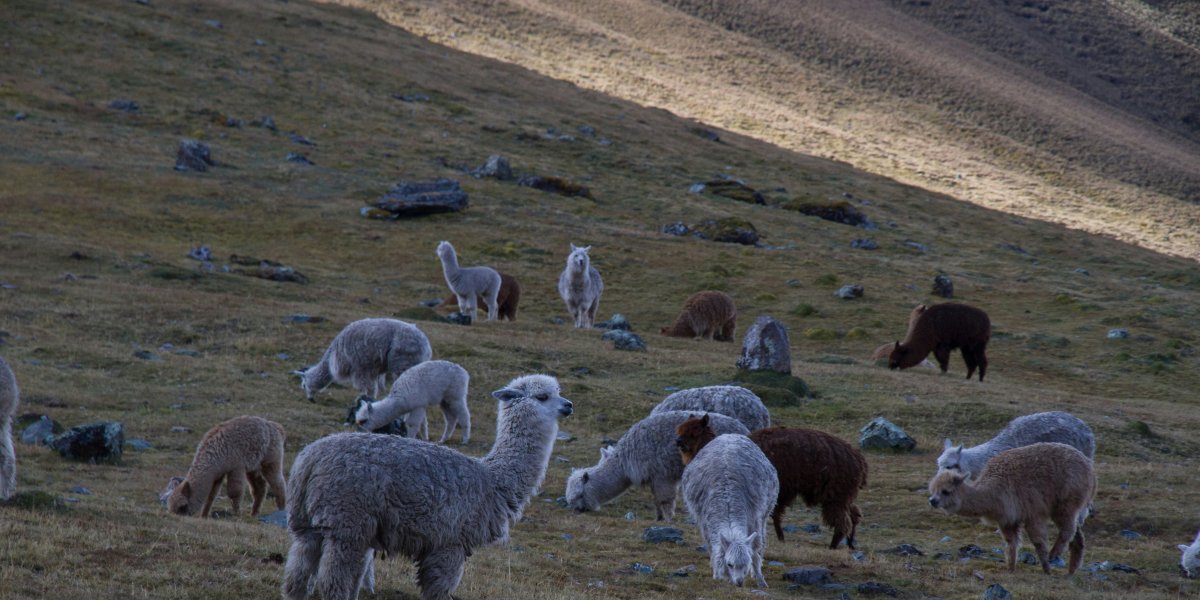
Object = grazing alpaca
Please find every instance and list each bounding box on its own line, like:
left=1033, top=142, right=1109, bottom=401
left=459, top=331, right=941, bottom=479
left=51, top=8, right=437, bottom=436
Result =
left=436, top=240, right=502, bottom=322
left=282, top=374, right=573, bottom=600
left=679, top=431, right=778, bottom=588
left=293, top=318, right=432, bottom=402
left=443, top=272, right=521, bottom=321
left=889, top=302, right=991, bottom=380
left=937, top=411, right=1095, bottom=479
left=660, top=290, right=737, bottom=341
left=564, top=411, right=749, bottom=521
left=0, top=357, right=18, bottom=500
left=1181, top=529, right=1200, bottom=578
left=650, top=385, right=770, bottom=431
left=557, top=243, right=604, bottom=328
left=870, top=304, right=929, bottom=363
left=167, top=415, right=287, bottom=517
left=928, top=442, right=1095, bottom=574
left=354, top=360, right=471, bottom=444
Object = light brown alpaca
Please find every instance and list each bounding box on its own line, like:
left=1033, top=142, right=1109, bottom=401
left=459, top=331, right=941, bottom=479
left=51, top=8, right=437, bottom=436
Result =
left=168, top=415, right=287, bottom=517
left=870, top=304, right=926, bottom=361
left=660, top=291, right=736, bottom=341
left=928, top=442, right=1095, bottom=575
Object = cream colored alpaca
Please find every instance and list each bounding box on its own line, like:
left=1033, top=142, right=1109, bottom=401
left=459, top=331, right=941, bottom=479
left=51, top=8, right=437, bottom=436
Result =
left=167, top=415, right=287, bottom=517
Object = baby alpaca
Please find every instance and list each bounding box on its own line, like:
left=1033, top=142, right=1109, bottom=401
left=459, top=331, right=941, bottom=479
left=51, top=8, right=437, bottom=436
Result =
left=1180, top=529, right=1200, bottom=578
left=557, top=243, right=604, bottom=328
left=660, top=290, right=737, bottom=341
left=355, top=360, right=471, bottom=444
left=295, top=318, right=432, bottom=402
left=437, top=240, right=501, bottom=322
left=928, top=442, right=1095, bottom=574
left=0, top=357, right=18, bottom=500
left=889, top=302, right=991, bottom=380
left=168, top=415, right=287, bottom=517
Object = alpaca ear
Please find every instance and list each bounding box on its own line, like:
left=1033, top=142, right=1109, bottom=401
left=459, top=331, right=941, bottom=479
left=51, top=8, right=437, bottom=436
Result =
left=1180, top=544, right=1190, bottom=552
left=950, top=474, right=965, bottom=485
left=492, top=387, right=523, bottom=402
left=746, top=531, right=758, bottom=544
left=582, top=245, right=591, bottom=252
left=570, top=243, right=578, bottom=251
left=699, top=414, right=710, bottom=428
left=894, top=341, right=900, bottom=349
left=943, top=438, right=953, bottom=450
left=581, top=472, right=589, bottom=484
left=290, top=368, right=308, bottom=377
left=177, top=481, right=192, bottom=499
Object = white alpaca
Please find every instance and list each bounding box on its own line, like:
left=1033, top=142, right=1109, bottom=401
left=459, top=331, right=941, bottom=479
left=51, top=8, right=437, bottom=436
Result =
left=283, top=374, right=573, bottom=600
left=557, top=243, right=604, bottom=328
left=293, top=318, right=432, bottom=402
left=650, top=385, right=771, bottom=431
left=1180, top=529, right=1200, bottom=578
left=436, top=240, right=501, bottom=322
left=355, top=360, right=471, bottom=444
left=0, top=357, right=19, bottom=500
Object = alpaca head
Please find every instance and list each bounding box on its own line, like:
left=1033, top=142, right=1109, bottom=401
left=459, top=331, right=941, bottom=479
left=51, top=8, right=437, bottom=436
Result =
left=566, top=243, right=591, bottom=272
left=291, top=366, right=324, bottom=402
left=492, top=374, right=573, bottom=423
left=1181, top=532, right=1200, bottom=578
left=354, top=397, right=378, bottom=430
left=167, top=480, right=195, bottom=516
left=927, top=469, right=968, bottom=513
left=675, top=414, right=716, bottom=465
left=718, top=529, right=758, bottom=586
left=599, top=445, right=616, bottom=463
left=160, top=476, right=184, bottom=506
left=436, top=240, right=455, bottom=259
left=936, top=438, right=966, bottom=472
left=887, top=341, right=909, bottom=370
left=564, top=467, right=601, bottom=513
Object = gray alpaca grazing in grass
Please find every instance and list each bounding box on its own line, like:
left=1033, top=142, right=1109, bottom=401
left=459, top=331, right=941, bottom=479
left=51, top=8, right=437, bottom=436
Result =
left=282, top=374, right=573, bottom=600
left=354, top=359, right=471, bottom=444
left=650, top=385, right=771, bottom=431
left=437, top=240, right=501, bottom=322
left=938, top=411, right=1095, bottom=479
left=557, top=243, right=604, bottom=328
left=293, top=318, right=432, bottom=402
left=0, top=356, right=19, bottom=500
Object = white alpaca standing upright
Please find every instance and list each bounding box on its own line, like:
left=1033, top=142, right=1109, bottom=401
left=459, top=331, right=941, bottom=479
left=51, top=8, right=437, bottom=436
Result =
left=0, top=356, right=19, bottom=500
left=557, top=243, right=604, bottom=328
left=436, top=240, right=501, bottom=322
left=283, top=374, right=573, bottom=600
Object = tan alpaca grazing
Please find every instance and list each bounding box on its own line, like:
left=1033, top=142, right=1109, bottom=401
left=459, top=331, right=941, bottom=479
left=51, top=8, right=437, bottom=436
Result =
left=168, top=415, right=287, bottom=518
left=660, top=290, right=736, bottom=341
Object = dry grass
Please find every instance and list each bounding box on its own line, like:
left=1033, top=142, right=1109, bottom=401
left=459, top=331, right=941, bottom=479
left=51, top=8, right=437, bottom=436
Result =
left=1, top=0, right=1199, bottom=598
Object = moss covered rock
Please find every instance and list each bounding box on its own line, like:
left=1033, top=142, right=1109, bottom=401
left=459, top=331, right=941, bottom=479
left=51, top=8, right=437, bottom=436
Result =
left=691, top=218, right=759, bottom=246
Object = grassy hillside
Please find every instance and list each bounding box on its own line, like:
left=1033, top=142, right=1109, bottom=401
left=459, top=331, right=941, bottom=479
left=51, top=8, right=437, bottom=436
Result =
left=1, top=0, right=1200, bottom=598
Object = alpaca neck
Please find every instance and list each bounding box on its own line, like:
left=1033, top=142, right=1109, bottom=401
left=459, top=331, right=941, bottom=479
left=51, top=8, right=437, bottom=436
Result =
left=588, top=456, right=633, bottom=502
left=440, top=250, right=461, bottom=281
left=568, top=261, right=588, bottom=285
left=484, top=403, right=557, bottom=514
left=954, top=480, right=1009, bottom=522
left=305, top=360, right=333, bottom=392
left=897, top=341, right=931, bottom=368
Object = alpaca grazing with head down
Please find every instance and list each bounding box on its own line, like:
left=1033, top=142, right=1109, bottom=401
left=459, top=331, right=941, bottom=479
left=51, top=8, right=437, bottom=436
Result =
left=558, top=243, right=604, bottom=328
left=889, top=302, right=991, bottom=380
left=660, top=290, right=736, bottom=341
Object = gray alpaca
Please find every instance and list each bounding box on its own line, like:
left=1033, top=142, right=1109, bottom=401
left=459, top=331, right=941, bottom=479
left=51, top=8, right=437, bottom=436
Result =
left=436, top=240, right=501, bottom=322
left=650, top=385, right=771, bottom=431
left=565, top=411, right=749, bottom=521
left=938, top=411, right=1095, bottom=478
left=0, top=357, right=18, bottom=500
left=293, top=318, right=432, bottom=402
left=282, top=374, right=573, bottom=600
left=354, top=359, right=471, bottom=444
left=683, top=433, right=779, bottom=588
left=557, top=243, right=604, bottom=328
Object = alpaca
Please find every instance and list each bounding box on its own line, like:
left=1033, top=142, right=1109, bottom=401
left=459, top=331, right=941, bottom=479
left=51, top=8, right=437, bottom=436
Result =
left=282, top=374, right=573, bottom=600
left=677, top=418, right=869, bottom=549
left=1180, top=529, right=1200, bottom=578
left=436, top=240, right=501, bottom=322
left=681, top=432, right=778, bottom=588
left=889, top=302, right=991, bottom=380
left=660, top=290, right=737, bottom=341
left=0, top=357, right=18, bottom=500
left=937, top=411, right=1095, bottom=479
left=871, top=304, right=929, bottom=364
left=443, top=272, right=521, bottom=321
left=650, top=385, right=770, bottom=431
left=354, top=360, right=471, bottom=444
left=564, top=411, right=749, bottom=521
left=167, top=415, right=287, bottom=517
left=928, top=442, right=1095, bottom=574
left=557, top=243, right=604, bottom=328
left=293, top=318, right=432, bottom=402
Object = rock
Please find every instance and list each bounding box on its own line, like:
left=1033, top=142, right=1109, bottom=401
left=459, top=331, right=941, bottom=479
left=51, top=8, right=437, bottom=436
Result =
left=859, top=417, right=916, bottom=452
left=736, top=316, right=792, bottom=374
left=578, top=125, right=596, bottom=137
left=697, top=180, right=766, bottom=205
left=1120, top=529, right=1141, bottom=540
left=631, top=563, right=653, bottom=574
left=851, top=551, right=866, bottom=561
left=1108, top=328, right=1130, bottom=339
left=688, top=183, right=706, bottom=194
left=447, top=312, right=472, bottom=326
left=20, top=415, right=61, bottom=445
left=625, top=511, right=636, bottom=521
left=691, top=218, right=759, bottom=246
left=170, top=426, right=193, bottom=434
left=47, top=421, right=125, bottom=464
left=782, top=566, right=832, bottom=585
left=932, top=274, right=954, bottom=298
left=109, top=99, right=140, bottom=112
left=471, top=154, right=513, bottom=180
left=288, top=132, right=315, bottom=146
left=259, top=509, right=288, bottom=528
left=661, top=221, right=690, bottom=236
left=602, top=330, right=646, bottom=351
left=561, top=533, right=573, bottom=540
left=224, top=117, right=244, bottom=128
left=174, top=139, right=215, bottom=172
left=1019, top=550, right=1039, bottom=565
left=286, top=153, right=314, bottom=166
left=205, top=19, right=222, bottom=29
left=14, top=112, right=27, bottom=121
left=905, top=240, right=930, bottom=253
left=370, top=179, right=469, bottom=218
left=595, top=314, right=632, bottom=331
left=517, top=175, right=592, bottom=199
left=835, top=284, right=864, bottom=299
left=555, top=431, right=575, bottom=442
left=393, top=93, right=430, bottom=103
left=958, top=544, right=988, bottom=559
left=999, top=243, right=1028, bottom=255
left=187, top=245, right=213, bottom=261
left=672, top=564, right=696, bottom=577
left=690, top=127, right=721, bottom=142
left=256, top=115, right=277, bottom=131
left=857, top=582, right=899, bottom=597
left=127, top=439, right=153, bottom=451
left=69, top=485, right=92, bottom=495
left=1074, top=268, right=1090, bottom=276
left=982, top=583, right=1012, bottom=600
left=1112, top=563, right=1139, bottom=573
left=783, top=199, right=871, bottom=227
left=419, top=298, right=444, bottom=308
left=882, top=543, right=924, bottom=556
left=133, top=350, right=162, bottom=361
left=231, top=258, right=308, bottom=284
left=851, top=238, right=879, bottom=250
left=642, top=527, right=685, bottom=544
left=287, top=314, right=325, bottom=324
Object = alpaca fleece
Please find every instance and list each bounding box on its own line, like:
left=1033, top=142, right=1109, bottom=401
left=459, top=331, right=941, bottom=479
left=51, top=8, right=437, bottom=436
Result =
left=928, top=442, right=1095, bottom=575
left=660, top=290, right=737, bottom=341
left=0, top=357, right=18, bottom=500
left=443, top=272, right=521, bottom=321
left=650, top=385, right=770, bottom=431
left=889, top=302, right=991, bottom=380
left=297, top=318, right=432, bottom=402
left=167, top=415, right=287, bottom=518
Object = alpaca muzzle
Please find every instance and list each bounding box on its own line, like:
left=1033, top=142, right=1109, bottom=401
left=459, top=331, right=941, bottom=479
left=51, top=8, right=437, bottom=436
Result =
left=928, top=496, right=939, bottom=508
left=559, top=399, right=574, bottom=416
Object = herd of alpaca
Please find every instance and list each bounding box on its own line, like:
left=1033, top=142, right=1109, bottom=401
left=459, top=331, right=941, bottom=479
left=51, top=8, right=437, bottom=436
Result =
left=0, top=238, right=1196, bottom=597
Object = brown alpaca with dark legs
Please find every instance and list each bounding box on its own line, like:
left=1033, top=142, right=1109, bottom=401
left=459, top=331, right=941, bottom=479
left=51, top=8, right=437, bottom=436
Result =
left=888, top=302, right=991, bottom=380
left=676, top=417, right=869, bottom=551
left=444, top=272, right=521, bottom=321
left=660, top=291, right=737, bottom=341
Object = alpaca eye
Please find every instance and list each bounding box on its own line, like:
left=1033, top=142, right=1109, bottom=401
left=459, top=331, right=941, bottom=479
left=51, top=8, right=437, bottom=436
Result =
left=940, top=490, right=950, bottom=496
left=535, top=393, right=549, bottom=401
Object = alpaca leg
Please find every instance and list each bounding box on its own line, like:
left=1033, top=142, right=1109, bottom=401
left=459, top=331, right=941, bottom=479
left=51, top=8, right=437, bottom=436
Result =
left=962, top=349, right=978, bottom=380
left=417, top=546, right=467, bottom=600
left=976, top=347, right=988, bottom=381
left=650, top=479, right=677, bottom=521
left=719, top=318, right=736, bottom=342
left=933, top=346, right=952, bottom=373
left=708, top=537, right=724, bottom=581
left=822, top=503, right=853, bottom=549
left=1000, top=524, right=1020, bottom=573
left=587, top=296, right=600, bottom=328
left=357, top=550, right=376, bottom=595
left=454, top=401, right=471, bottom=445
left=201, top=475, right=224, bottom=518
left=1049, top=516, right=1078, bottom=563
left=1026, top=520, right=1052, bottom=575
left=486, top=287, right=499, bottom=321
left=1067, top=527, right=1085, bottom=575
left=461, top=294, right=479, bottom=323
left=316, top=538, right=368, bottom=600
left=436, top=404, right=457, bottom=444
left=772, top=504, right=787, bottom=542
left=226, top=468, right=246, bottom=515
left=404, top=408, right=429, bottom=440
left=753, top=529, right=767, bottom=588
left=0, top=418, right=15, bottom=500
left=246, top=470, right=267, bottom=516
left=283, top=531, right=324, bottom=600
left=847, top=504, right=863, bottom=549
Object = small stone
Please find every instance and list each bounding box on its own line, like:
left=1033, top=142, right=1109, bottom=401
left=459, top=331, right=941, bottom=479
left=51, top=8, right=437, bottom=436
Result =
left=287, top=314, right=325, bottom=323
left=672, top=564, right=696, bottom=577
left=642, top=527, right=685, bottom=544
left=767, top=560, right=785, bottom=567
left=47, top=421, right=124, bottom=464
left=174, top=139, right=215, bottom=172
left=556, top=431, right=575, bottom=442
left=932, top=274, right=954, bottom=298
left=170, top=426, right=193, bottom=434
left=286, top=153, right=314, bottom=166
left=1119, top=529, right=1141, bottom=540
left=561, top=533, right=573, bottom=541
left=940, top=536, right=953, bottom=543
left=258, top=510, right=288, bottom=528
left=578, top=125, right=596, bottom=137
left=631, top=563, right=653, bottom=574
left=882, top=543, right=924, bottom=556
left=127, top=439, right=152, bottom=450
left=786, top=279, right=801, bottom=287
left=447, top=312, right=472, bottom=326
left=1108, top=328, right=1130, bottom=339
left=625, top=511, right=636, bottom=521
left=781, top=524, right=801, bottom=533
left=835, top=284, right=864, bottom=299
left=133, top=350, right=162, bottom=361
left=982, top=583, right=1012, bottom=600
left=109, top=99, right=140, bottom=112
left=288, top=132, right=315, bottom=146
left=20, top=415, right=60, bottom=445
left=958, top=544, right=987, bottom=559
left=14, top=112, right=27, bottom=121
left=688, top=183, right=706, bottom=194
left=859, top=417, right=916, bottom=452
left=257, top=115, right=277, bottom=131
left=782, top=566, right=832, bottom=585
left=471, top=154, right=513, bottom=180
left=905, top=240, right=930, bottom=253
left=1018, top=550, right=1039, bottom=565
left=69, top=485, right=92, bottom=495
left=224, top=117, right=244, bottom=128
left=204, top=19, right=222, bottom=29
left=1049, top=557, right=1065, bottom=568
left=254, top=38, right=267, bottom=46
left=857, top=582, right=898, bottom=597
left=661, top=221, right=690, bottom=236
left=800, top=523, right=821, bottom=533
left=393, top=93, right=431, bottom=103
left=602, top=330, right=646, bottom=351
left=1112, top=563, right=1139, bottom=574
left=851, top=551, right=866, bottom=562
left=851, top=239, right=879, bottom=250
left=595, top=314, right=631, bottom=331
left=1074, top=268, right=1090, bottom=276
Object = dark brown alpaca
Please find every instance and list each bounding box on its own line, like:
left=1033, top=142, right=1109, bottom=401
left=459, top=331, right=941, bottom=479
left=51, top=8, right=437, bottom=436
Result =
left=676, top=416, right=869, bottom=550
left=443, top=272, right=521, bottom=321
left=889, top=302, right=991, bottom=381
left=660, top=290, right=736, bottom=341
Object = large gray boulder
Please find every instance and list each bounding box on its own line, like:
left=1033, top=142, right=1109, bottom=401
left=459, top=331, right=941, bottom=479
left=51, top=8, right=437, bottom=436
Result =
left=859, top=417, right=916, bottom=452
left=47, top=421, right=125, bottom=464
left=367, top=179, right=468, bottom=218
left=736, top=316, right=792, bottom=374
